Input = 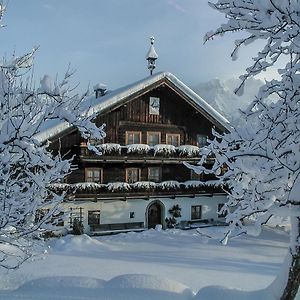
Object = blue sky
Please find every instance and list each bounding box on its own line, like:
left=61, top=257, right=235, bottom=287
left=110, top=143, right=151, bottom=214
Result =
left=1, top=0, right=264, bottom=92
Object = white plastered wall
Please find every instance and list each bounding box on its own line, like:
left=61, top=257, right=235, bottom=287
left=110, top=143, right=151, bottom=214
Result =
left=61, top=193, right=228, bottom=233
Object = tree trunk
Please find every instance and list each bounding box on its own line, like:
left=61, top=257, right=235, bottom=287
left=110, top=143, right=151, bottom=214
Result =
left=280, top=217, right=300, bottom=300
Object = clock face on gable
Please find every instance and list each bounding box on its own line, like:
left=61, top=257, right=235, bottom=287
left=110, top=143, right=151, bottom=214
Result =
left=149, top=97, right=160, bottom=115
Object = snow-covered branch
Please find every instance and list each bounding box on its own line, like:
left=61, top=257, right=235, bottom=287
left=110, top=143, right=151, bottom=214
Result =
left=0, top=13, right=105, bottom=268
left=194, top=1, right=300, bottom=298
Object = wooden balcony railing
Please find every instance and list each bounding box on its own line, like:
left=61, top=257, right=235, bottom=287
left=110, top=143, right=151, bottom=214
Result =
left=49, top=180, right=224, bottom=196
left=80, top=143, right=204, bottom=158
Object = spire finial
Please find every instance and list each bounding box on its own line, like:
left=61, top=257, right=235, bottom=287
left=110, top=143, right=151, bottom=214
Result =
left=146, top=36, right=158, bottom=76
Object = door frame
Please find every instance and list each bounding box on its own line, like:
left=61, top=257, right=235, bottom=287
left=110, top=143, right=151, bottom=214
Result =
left=145, top=200, right=165, bottom=229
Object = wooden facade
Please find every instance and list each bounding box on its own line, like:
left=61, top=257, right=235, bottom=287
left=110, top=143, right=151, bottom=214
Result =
left=46, top=72, right=229, bottom=234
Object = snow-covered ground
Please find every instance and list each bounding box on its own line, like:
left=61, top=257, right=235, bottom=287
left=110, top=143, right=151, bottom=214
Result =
left=0, top=227, right=292, bottom=299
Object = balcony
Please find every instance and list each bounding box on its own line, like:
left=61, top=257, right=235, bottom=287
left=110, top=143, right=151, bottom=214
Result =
left=49, top=180, right=225, bottom=200
left=80, top=143, right=213, bottom=164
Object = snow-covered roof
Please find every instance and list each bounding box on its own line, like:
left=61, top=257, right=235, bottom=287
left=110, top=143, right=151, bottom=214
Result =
left=36, top=72, right=231, bottom=142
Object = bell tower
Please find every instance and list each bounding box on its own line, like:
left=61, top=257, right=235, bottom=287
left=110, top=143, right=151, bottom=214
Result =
left=146, top=36, right=158, bottom=75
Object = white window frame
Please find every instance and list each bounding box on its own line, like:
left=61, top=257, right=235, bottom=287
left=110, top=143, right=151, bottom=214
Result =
left=126, top=131, right=142, bottom=145
left=147, top=132, right=161, bottom=146
left=166, top=133, right=180, bottom=147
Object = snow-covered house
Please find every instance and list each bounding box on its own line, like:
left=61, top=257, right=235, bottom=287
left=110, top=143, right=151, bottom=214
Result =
left=40, top=71, right=230, bottom=235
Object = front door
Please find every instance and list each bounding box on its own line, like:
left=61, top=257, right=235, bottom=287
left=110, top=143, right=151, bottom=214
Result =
left=148, top=202, right=162, bottom=229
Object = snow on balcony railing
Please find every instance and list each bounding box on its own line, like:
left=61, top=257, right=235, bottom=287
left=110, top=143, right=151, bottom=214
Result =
left=132, top=181, right=156, bottom=190
left=98, top=143, right=121, bottom=154
left=107, top=182, right=131, bottom=192
left=177, top=145, right=200, bottom=157
left=127, top=144, right=150, bottom=154
left=73, top=182, right=105, bottom=190
left=82, top=143, right=202, bottom=158
left=158, top=180, right=181, bottom=190
left=49, top=180, right=223, bottom=194
left=183, top=180, right=221, bottom=188
left=153, top=144, right=176, bottom=156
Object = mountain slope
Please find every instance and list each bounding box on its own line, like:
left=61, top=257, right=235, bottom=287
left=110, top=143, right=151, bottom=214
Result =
left=193, top=77, right=263, bottom=122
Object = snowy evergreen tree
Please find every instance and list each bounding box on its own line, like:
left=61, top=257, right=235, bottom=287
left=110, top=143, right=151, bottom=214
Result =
left=188, top=1, right=300, bottom=299
left=0, top=6, right=105, bottom=269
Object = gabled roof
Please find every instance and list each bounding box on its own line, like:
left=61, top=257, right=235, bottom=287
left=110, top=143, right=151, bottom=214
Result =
left=36, top=72, right=231, bottom=142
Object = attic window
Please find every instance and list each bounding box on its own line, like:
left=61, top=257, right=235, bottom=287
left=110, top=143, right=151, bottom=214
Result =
left=149, top=97, right=160, bottom=115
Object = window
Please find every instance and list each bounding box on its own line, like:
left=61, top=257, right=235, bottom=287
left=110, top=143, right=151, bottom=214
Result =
left=218, top=204, right=227, bottom=218
left=190, top=170, right=204, bottom=181
left=149, top=97, right=160, bottom=115
left=88, top=210, right=101, bottom=225
left=191, top=205, right=202, bottom=220
left=85, top=168, right=102, bottom=183
left=126, top=131, right=141, bottom=145
left=197, top=134, right=208, bottom=148
left=126, top=168, right=141, bottom=183
left=166, top=134, right=180, bottom=147
left=130, top=212, right=135, bottom=219
left=147, top=132, right=161, bottom=146
left=148, top=167, right=161, bottom=182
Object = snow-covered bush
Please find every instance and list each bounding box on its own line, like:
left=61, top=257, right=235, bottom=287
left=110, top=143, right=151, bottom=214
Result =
left=165, top=204, right=182, bottom=229
left=72, top=218, right=84, bottom=235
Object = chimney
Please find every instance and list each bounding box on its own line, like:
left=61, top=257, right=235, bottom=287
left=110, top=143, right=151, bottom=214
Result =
left=94, top=83, right=107, bottom=98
